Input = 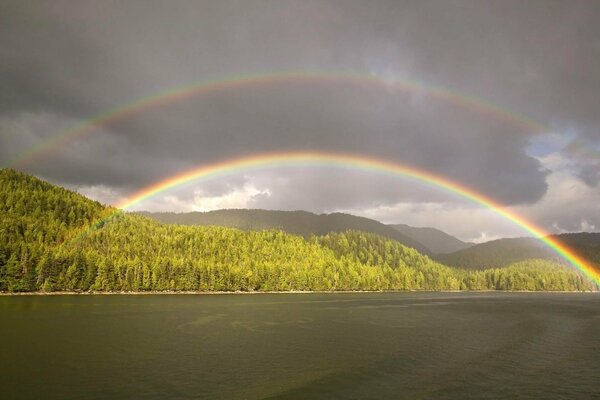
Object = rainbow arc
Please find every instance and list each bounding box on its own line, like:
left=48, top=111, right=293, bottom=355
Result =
left=9, top=70, right=549, bottom=168
left=9, top=71, right=596, bottom=286
left=78, top=151, right=599, bottom=287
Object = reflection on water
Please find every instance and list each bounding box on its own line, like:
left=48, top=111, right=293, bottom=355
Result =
left=0, top=292, right=599, bottom=399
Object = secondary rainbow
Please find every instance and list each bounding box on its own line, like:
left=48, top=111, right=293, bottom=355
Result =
left=9, top=70, right=547, bottom=168
left=105, top=151, right=599, bottom=286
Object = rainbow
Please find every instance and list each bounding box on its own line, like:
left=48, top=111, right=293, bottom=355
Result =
left=86, top=151, right=598, bottom=286
left=8, top=70, right=547, bottom=168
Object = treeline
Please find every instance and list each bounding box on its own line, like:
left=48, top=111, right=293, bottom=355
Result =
left=0, top=169, right=595, bottom=292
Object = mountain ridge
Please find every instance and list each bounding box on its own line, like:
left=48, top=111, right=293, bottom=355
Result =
left=0, top=169, right=595, bottom=292
left=140, top=209, right=433, bottom=255
left=437, top=233, right=600, bottom=270
left=389, top=223, right=473, bottom=254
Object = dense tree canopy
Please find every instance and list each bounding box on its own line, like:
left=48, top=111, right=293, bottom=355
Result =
left=0, top=169, right=594, bottom=292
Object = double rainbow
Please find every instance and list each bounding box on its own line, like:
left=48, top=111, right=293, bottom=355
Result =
left=9, top=70, right=596, bottom=285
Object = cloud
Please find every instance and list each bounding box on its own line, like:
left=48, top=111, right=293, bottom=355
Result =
left=71, top=184, right=122, bottom=207
left=67, top=143, right=599, bottom=242
left=125, top=183, right=272, bottom=213
left=343, top=201, right=523, bottom=243
left=513, top=152, right=600, bottom=234
left=1, top=0, right=599, bottom=237
left=559, top=138, right=600, bottom=188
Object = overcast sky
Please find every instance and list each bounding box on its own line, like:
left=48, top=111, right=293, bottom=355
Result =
left=1, top=0, right=599, bottom=242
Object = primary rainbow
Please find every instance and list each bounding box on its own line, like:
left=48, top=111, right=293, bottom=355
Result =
left=9, top=70, right=546, bottom=168
left=103, top=151, right=599, bottom=286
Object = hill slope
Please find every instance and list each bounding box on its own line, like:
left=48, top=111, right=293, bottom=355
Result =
left=0, top=169, right=594, bottom=292
left=142, top=210, right=431, bottom=254
left=438, top=234, right=600, bottom=270
left=389, top=224, right=473, bottom=254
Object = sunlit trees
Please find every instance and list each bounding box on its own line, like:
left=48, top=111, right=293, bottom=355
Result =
left=0, top=169, right=595, bottom=293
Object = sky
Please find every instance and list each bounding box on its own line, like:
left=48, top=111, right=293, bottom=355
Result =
left=1, top=0, right=599, bottom=242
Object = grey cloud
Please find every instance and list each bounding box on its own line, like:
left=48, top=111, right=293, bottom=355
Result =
left=5, top=81, right=547, bottom=204
left=517, top=175, right=600, bottom=235
left=1, top=0, right=599, bottom=234
left=577, top=164, right=600, bottom=187
left=562, top=140, right=600, bottom=188
left=245, top=168, right=463, bottom=212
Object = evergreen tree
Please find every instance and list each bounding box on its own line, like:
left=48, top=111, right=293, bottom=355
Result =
left=0, top=169, right=596, bottom=293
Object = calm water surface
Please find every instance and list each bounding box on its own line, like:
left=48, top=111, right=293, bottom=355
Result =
left=1, top=292, right=599, bottom=399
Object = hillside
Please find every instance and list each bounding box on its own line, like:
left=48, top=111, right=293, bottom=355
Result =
left=554, top=233, right=600, bottom=267
left=438, top=234, right=600, bottom=270
left=0, top=169, right=594, bottom=292
left=142, top=209, right=431, bottom=254
left=389, top=224, right=473, bottom=254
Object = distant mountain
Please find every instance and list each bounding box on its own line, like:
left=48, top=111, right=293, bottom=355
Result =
left=389, top=224, right=473, bottom=254
left=141, top=209, right=432, bottom=255
left=553, top=233, right=600, bottom=266
left=437, top=233, right=600, bottom=270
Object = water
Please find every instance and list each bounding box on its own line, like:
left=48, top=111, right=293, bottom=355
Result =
left=1, top=292, right=599, bottom=399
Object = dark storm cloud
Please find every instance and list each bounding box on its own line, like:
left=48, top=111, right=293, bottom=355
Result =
left=1, top=0, right=599, bottom=231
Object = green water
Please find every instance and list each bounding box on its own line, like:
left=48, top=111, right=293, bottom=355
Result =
left=1, top=292, right=599, bottom=399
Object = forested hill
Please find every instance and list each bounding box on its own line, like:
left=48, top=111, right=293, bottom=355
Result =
left=437, top=234, right=600, bottom=270
left=141, top=209, right=431, bottom=254
left=0, top=169, right=595, bottom=292
left=389, top=224, right=473, bottom=254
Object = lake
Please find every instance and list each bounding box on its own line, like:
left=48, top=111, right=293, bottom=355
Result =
left=1, top=292, right=599, bottom=399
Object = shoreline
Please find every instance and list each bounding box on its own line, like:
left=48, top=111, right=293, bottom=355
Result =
left=0, top=289, right=596, bottom=296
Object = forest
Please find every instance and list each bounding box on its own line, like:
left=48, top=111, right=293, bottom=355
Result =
left=0, top=169, right=595, bottom=292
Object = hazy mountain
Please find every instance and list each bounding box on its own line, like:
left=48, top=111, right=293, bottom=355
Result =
left=437, top=233, right=600, bottom=270
left=389, top=224, right=473, bottom=254
left=141, top=209, right=432, bottom=254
